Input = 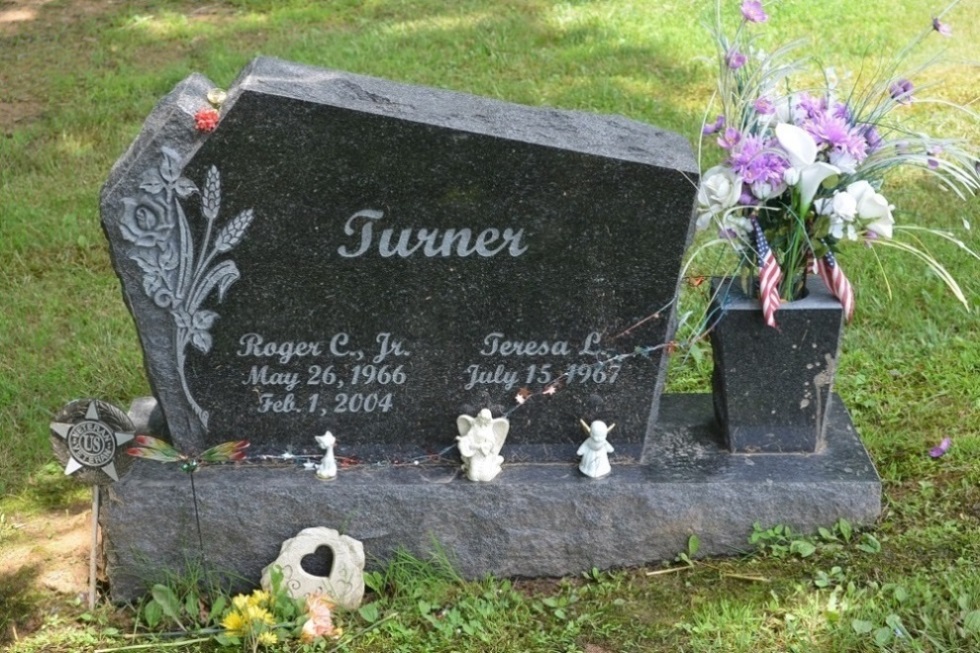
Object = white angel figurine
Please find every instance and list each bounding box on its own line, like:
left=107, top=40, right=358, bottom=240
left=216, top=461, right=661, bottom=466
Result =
left=577, top=419, right=615, bottom=478
left=456, top=408, right=510, bottom=482
left=315, top=430, right=338, bottom=480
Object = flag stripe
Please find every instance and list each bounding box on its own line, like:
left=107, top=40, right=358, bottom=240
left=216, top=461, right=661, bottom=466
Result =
left=817, top=251, right=855, bottom=322
left=752, top=218, right=783, bottom=328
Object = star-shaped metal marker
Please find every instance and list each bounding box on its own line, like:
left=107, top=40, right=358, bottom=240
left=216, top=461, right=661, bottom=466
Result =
left=50, top=402, right=134, bottom=481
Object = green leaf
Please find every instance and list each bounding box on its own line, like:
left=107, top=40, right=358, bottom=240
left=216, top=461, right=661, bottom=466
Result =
left=851, top=619, right=873, bottom=634
left=215, top=634, right=239, bottom=647
left=963, top=610, right=980, bottom=633
left=184, top=590, right=199, bottom=621
left=364, top=571, right=385, bottom=594
left=838, top=518, right=853, bottom=542
left=857, top=533, right=881, bottom=554
left=689, top=342, right=704, bottom=364
left=209, top=595, right=227, bottom=625
left=151, top=584, right=182, bottom=621
left=358, top=602, right=380, bottom=623
left=885, top=614, right=906, bottom=636
left=790, top=540, right=816, bottom=558
left=818, top=527, right=835, bottom=541
left=142, top=600, right=163, bottom=629
left=688, top=534, right=700, bottom=557
left=873, top=626, right=893, bottom=645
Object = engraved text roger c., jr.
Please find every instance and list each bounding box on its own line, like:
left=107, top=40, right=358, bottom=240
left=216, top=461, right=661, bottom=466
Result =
left=337, top=209, right=529, bottom=259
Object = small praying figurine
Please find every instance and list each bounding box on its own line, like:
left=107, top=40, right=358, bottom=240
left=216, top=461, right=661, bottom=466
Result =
left=314, top=430, right=338, bottom=481
left=577, top=419, right=615, bottom=478
left=456, top=408, right=510, bottom=482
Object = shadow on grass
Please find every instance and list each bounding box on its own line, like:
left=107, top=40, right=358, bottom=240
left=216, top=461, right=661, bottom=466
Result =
left=0, top=563, right=42, bottom=645
left=3, top=462, right=92, bottom=514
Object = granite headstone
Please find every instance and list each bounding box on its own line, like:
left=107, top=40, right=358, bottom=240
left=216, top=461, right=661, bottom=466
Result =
left=99, top=58, right=881, bottom=601
left=100, top=56, right=697, bottom=461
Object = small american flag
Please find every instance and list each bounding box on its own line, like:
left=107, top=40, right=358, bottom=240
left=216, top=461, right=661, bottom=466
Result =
left=816, top=250, right=855, bottom=322
left=752, top=218, right=783, bottom=328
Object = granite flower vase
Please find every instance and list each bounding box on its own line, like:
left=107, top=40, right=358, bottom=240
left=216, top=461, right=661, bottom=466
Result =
left=709, top=275, right=844, bottom=453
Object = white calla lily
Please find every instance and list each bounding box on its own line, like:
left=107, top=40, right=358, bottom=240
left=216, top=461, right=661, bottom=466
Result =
left=775, top=123, right=816, bottom=169
left=847, top=180, right=895, bottom=238
left=775, top=123, right=840, bottom=208
left=797, top=162, right=840, bottom=208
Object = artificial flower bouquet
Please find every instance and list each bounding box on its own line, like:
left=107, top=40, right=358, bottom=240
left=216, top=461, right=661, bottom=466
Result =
left=694, top=0, right=979, bottom=327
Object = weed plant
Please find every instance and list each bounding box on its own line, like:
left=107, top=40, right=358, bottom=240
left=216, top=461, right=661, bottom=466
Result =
left=1, top=1, right=978, bottom=651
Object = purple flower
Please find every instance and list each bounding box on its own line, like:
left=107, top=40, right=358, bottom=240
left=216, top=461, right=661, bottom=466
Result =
left=929, top=437, right=952, bottom=458
left=729, top=136, right=789, bottom=198
left=810, top=114, right=851, bottom=149
left=795, top=92, right=827, bottom=121
left=890, top=78, right=914, bottom=104
left=754, top=97, right=775, bottom=115
left=726, top=48, right=748, bottom=70
left=932, top=17, right=952, bottom=37
left=717, top=127, right=742, bottom=150
left=860, top=125, right=883, bottom=153
left=807, top=114, right=868, bottom=172
left=702, top=114, right=726, bottom=135
left=741, top=0, right=768, bottom=23
left=831, top=101, right=851, bottom=121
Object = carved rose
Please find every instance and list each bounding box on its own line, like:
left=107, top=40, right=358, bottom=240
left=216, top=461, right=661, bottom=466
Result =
left=120, top=196, right=174, bottom=248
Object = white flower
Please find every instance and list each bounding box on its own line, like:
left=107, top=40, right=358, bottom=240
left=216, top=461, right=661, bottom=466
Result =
left=773, top=97, right=793, bottom=125
left=750, top=178, right=785, bottom=201
left=828, top=149, right=859, bottom=174
left=816, top=190, right=858, bottom=240
left=847, top=180, right=894, bottom=238
left=721, top=212, right=753, bottom=240
left=775, top=123, right=840, bottom=208
left=696, top=165, right=743, bottom=230
left=825, top=67, right=839, bottom=90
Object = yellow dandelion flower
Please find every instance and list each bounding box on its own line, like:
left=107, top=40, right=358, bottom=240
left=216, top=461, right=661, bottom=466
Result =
left=232, top=594, right=250, bottom=611
left=250, top=589, right=271, bottom=605
left=221, top=611, right=246, bottom=634
left=245, top=604, right=276, bottom=626
left=257, top=631, right=278, bottom=646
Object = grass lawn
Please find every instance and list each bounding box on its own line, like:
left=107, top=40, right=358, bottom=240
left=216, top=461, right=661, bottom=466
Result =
left=2, top=0, right=979, bottom=651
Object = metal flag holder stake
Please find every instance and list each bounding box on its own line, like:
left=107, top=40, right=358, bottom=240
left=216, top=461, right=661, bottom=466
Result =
left=50, top=399, right=135, bottom=610
left=87, top=487, right=100, bottom=610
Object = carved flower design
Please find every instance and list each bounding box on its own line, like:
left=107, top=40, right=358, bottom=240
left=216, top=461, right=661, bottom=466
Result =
left=120, top=196, right=174, bottom=248
left=121, top=148, right=252, bottom=430
left=173, top=308, right=219, bottom=354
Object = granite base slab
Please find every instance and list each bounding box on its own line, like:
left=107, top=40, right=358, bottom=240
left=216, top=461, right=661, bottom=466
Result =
left=103, top=394, right=881, bottom=601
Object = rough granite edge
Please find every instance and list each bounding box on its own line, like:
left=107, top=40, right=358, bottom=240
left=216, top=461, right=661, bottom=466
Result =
left=224, top=56, right=699, bottom=173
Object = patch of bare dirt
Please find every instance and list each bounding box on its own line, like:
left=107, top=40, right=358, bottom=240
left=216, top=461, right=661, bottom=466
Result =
left=0, top=502, right=92, bottom=598
left=0, top=100, right=44, bottom=133
left=0, top=0, right=123, bottom=34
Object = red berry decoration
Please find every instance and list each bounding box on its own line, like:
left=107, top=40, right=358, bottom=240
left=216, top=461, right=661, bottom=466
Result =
left=194, top=107, right=220, bottom=133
